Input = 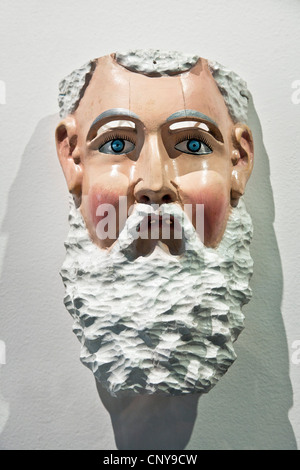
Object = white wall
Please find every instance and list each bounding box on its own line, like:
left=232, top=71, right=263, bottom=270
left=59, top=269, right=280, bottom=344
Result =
left=0, top=0, right=299, bottom=450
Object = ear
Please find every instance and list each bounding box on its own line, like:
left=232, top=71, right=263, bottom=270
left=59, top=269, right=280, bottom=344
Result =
left=55, top=116, right=82, bottom=197
left=230, top=123, right=254, bottom=207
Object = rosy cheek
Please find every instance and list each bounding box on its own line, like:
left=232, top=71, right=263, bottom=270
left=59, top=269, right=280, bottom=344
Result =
left=186, top=189, right=228, bottom=245
left=89, top=186, right=121, bottom=228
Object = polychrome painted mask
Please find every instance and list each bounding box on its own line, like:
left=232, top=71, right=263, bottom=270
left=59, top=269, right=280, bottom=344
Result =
left=55, top=50, right=254, bottom=397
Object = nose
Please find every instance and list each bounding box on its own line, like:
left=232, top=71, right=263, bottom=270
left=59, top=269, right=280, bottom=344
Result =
left=134, top=134, right=177, bottom=205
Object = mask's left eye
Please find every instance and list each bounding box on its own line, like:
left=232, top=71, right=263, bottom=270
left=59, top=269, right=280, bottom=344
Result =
left=99, top=138, right=135, bottom=154
left=175, top=138, right=212, bottom=155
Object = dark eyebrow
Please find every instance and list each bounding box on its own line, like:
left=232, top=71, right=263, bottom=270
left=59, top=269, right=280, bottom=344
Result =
left=89, top=108, right=140, bottom=132
left=166, top=109, right=223, bottom=143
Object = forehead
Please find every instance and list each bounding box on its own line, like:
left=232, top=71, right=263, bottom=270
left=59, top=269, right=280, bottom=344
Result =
left=74, top=54, right=232, bottom=135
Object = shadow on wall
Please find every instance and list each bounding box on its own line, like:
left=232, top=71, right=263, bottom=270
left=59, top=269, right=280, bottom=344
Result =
left=186, top=96, right=297, bottom=450
left=0, top=106, right=297, bottom=450
left=97, top=382, right=200, bottom=450
left=0, top=115, right=114, bottom=450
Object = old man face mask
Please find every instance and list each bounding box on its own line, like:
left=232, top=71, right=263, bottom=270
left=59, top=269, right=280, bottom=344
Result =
left=55, top=50, right=254, bottom=396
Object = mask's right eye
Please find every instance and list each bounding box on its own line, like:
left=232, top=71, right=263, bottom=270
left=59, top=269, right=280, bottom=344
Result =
left=99, top=138, right=135, bottom=154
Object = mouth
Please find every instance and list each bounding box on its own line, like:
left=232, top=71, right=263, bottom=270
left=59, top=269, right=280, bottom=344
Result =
left=137, top=214, right=181, bottom=238
left=109, top=203, right=189, bottom=258
left=129, top=212, right=184, bottom=257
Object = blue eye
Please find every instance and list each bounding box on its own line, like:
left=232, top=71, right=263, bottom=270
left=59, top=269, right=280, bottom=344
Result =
left=99, top=138, right=135, bottom=154
left=175, top=138, right=212, bottom=155
left=187, top=139, right=201, bottom=152
left=111, top=139, right=125, bottom=153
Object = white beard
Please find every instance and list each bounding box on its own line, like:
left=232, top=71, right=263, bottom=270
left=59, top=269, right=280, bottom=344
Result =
left=61, top=198, right=253, bottom=397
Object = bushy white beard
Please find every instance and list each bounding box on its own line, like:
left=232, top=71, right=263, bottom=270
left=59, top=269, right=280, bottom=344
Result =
left=61, top=198, right=253, bottom=397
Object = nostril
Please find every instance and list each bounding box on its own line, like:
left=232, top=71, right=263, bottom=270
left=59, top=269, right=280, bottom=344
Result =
left=139, top=195, right=151, bottom=204
left=136, top=190, right=176, bottom=205
left=162, top=194, right=172, bottom=203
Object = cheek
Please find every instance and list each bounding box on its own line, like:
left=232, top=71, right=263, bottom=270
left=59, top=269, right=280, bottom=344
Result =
left=80, top=169, right=132, bottom=248
left=178, top=173, right=230, bottom=246
left=188, top=189, right=228, bottom=244
left=89, top=186, right=121, bottom=227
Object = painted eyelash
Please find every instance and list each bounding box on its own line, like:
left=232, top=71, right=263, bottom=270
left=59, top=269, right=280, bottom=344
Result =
left=175, top=132, right=212, bottom=151
left=100, top=132, right=136, bottom=146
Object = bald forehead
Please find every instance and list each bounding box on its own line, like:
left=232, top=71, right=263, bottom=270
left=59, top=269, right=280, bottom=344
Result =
left=74, top=54, right=232, bottom=136
left=85, top=54, right=186, bottom=109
